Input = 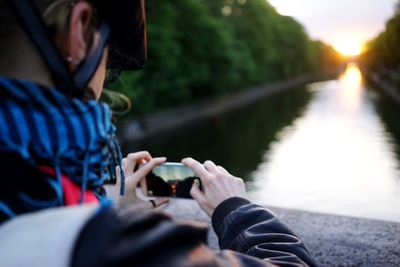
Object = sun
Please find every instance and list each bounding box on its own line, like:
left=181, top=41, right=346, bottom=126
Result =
left=333, top=40, right=364, bottom=57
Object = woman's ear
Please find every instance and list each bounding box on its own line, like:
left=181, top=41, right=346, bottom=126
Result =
left=65, top=2, right=94, bottom=71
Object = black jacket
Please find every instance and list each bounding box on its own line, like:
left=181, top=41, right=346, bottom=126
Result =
left=72, top=198, right=318, bottom=267
left=0, top=152, right=318, bottom=267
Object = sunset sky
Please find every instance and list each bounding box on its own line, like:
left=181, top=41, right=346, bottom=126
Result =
left=268, top=0, right=398, bottom=55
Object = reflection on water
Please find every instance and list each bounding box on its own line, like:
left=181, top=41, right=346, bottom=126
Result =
left=249, top=64, right=400, bottom=222
left=127, top=85, right=312, bottom=178
left=127, top=63, right=400, bottom=222
left=340, top=64, right=362, bottom=111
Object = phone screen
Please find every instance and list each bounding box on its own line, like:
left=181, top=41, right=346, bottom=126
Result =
left=144, top=162, right=201, bottom=199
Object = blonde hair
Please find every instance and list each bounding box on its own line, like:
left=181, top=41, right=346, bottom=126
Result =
left=43, top=0, right=74, bottom=29
left=42, top=0, right=98, bottom=53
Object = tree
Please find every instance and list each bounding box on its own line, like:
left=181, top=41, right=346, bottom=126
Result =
left=111, top=0, right=341, bottom=118
left=362, top=4, right=400, bottom=88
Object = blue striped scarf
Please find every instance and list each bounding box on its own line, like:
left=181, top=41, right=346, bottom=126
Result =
left=0, top=77, right=124, bottom=219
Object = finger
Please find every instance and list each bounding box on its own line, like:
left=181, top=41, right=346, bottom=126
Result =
left=139, top=178, right=147, bottom=197
left=127, top=151, right=152, bottom=161
left=131, top=157, right=167, bottom=186
left=203, top=160, right=219, bottom=174
left=148, top=199, right=156, bottom=208
left=121, top=158, right=132, bottom=176
left=115, top=166, right=121, bottom=186
left=217, top=166, right=230, bottom=176
left=182, top=157, right=210, bottom=180
left=190, top=182, right=208, bottom=208
left=125, top=151, right=153, bottom=174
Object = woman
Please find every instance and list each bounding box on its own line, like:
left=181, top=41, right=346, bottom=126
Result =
left=0, top=0, right=318, bottom=266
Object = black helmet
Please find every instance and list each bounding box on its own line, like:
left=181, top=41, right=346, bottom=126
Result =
left=92, top=0, right=146, bottom=71
left=6, top=0, right=146, bottom=96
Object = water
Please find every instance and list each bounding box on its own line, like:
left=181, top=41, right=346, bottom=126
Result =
left=126, top=64, right=400, bottom=222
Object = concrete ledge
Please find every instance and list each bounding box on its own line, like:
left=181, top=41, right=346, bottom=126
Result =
left=161, top=199, right=400, bottom=267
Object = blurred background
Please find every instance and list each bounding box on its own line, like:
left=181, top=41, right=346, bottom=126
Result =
left=110, top=0, right=400, bottom=222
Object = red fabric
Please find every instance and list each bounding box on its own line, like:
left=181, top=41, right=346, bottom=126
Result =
left=38, top=166, right=99, bottom=205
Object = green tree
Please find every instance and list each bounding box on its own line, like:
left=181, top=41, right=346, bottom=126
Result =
left=111, top=0, right=341, bottom=119
left=362, top=2, right=400, bottom=88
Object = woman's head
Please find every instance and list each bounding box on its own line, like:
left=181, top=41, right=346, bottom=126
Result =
left=0, top=0, right=106, bottom=99
left=1, top=0, right=146, bottom=100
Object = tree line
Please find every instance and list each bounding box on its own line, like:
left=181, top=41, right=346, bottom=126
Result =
left=362, top=1, right=400, bottom=89
left=110, top=0, right=341, bottom=118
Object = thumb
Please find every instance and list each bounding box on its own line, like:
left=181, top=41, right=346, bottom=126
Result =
left=115, top=166, right=121, bottom=187
left=153, top=197, right=170, bottom=207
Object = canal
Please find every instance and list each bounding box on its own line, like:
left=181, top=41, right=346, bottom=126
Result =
left=126, top=63, right=400, bottom=222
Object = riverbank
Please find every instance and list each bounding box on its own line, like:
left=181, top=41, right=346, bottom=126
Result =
left=118, top=70, right=340, bottom=143
left=162, top=198, right=400, bottom=267
left=364, top=70, right=400, bottom=106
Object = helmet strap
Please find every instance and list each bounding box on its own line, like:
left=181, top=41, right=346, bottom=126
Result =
left=6, top=0, right=109, bottom=97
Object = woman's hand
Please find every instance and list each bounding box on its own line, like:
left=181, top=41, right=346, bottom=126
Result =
left=182, top=158, right=247, bottom=217
left=107, top=151, right=169, bottom=209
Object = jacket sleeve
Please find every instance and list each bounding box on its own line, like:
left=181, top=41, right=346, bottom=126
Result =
left=72, top=203, right=318, bottom=267
left=212, top=197, right=318, bottom=267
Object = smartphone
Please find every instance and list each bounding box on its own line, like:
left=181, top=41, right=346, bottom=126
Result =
left=143, top=162, right=201, bottom=199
